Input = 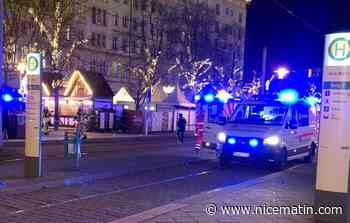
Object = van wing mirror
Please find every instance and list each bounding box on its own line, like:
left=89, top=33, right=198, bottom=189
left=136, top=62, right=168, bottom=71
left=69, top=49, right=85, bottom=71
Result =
left=287, top=120, right=298, bottom=129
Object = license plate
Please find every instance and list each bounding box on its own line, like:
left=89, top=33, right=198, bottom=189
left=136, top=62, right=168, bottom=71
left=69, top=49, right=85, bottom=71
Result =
left=233, top=152, right=250, bottom=158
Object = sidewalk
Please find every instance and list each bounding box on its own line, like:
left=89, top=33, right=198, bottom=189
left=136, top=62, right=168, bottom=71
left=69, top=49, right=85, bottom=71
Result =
left=111, top=164, right=317, bottom=223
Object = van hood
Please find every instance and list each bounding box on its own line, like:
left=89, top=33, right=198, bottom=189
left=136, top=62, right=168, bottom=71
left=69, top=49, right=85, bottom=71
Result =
left=222, top=124, right=282, bottom=138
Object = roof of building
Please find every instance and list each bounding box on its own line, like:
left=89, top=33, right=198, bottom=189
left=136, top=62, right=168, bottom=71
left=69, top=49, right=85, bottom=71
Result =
left=64, top=70, right=114, bottom=99
left=113, top=87, right=135, bottom=103
left=159, top=85, right=195, bottom=108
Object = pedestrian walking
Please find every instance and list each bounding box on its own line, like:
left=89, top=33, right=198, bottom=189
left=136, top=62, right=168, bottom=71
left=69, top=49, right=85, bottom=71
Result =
left=176, top=113, right=187, bottom=143
left=43, top=107, right=50, bottom=135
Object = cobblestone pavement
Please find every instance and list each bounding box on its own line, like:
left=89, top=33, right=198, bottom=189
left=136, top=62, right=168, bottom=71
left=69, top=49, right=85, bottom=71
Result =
left=115, top=164, right=317, bottom=223
left=0, top=138, right=282, bottom=223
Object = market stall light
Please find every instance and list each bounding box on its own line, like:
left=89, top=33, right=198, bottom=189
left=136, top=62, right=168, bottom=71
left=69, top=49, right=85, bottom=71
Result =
left=274, top=67, right=290, bottom=79
left=17, top=62, right=26, bottom=74
left=216, top=90, right=233, bottom=103
left=64, top=70, right=93, bottom=96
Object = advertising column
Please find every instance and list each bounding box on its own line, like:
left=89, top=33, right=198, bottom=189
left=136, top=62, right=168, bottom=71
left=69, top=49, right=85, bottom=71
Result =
left=315, top=33, right=350, bottom=223
left=24, top=53, right=42, bottom=178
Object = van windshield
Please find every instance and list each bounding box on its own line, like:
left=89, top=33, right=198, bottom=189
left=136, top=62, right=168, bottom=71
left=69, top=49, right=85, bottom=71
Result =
left=230, top=103, right=288, bottom=126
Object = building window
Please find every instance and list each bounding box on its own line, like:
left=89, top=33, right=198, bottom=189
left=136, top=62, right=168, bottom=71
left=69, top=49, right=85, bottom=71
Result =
left=112, top=37, right=118, bottom=50
left=91, top=32, right=96, bottom=46
left=231, top=9, right=234, bottom=17
left=215, top=4, right=220, bottom=15
left=103, top=9, right=107, bottom=26
left=239, top=12, right=243, bottom=23
left=101, top=35, right=106, bottom=48
left=92, top=7, right=96, bottom=24
left=122, top=16, right=128, bottom=28
left=96, top=8, right=102, bottom=24
left=123, top=0, right=128, bottom=5
left=215, top=22, right=220, bottom=33
left=226, top=8, right=229, bottom=15
left=122, top=38, right=128, bottom=52
left=134, top=0, right=139, bottom=10
left=96, top=34, right=101, bottom=46
left=114, top=14, right=119, bottom=26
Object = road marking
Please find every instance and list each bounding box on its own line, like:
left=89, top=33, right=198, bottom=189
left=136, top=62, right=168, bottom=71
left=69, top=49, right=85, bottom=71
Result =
left=0, top=158, right=24, bottom=163
left=8, top=169, right=215, bottom=215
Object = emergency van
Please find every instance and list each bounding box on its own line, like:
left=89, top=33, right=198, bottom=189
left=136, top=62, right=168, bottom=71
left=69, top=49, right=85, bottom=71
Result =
left=214, top=99, right=318, bottom=170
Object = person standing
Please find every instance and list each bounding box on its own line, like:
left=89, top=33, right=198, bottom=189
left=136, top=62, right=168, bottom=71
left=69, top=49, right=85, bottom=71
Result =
left=176, top=113, right=187, bottom=143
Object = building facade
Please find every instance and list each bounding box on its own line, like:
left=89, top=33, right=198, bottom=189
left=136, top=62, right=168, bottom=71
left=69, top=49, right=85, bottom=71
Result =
left=71, top=0, right=249, bottom=95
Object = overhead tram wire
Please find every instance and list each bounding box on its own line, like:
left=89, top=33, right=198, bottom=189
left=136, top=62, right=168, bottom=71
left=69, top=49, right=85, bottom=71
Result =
left=269, top=0, right=322, bottom=34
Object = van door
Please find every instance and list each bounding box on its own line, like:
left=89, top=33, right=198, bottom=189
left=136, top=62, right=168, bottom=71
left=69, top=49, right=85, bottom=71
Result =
left=295, top=104, right=314, bottom=154
left=285, top=107, right=300, bottom=156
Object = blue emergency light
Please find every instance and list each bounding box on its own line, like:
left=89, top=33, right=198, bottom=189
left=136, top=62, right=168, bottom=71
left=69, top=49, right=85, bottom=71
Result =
left=249, top=138, right=259, bottom=148
left=304, top=96, right=321, bottom=106
left=2, top=94, right=13, bottom=103
left=204, top=94, right=215, bottom=103
left=278, top=89, right=299, bottom=105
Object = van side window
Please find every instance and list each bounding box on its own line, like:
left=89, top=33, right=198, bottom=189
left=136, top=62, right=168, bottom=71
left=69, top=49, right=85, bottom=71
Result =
left=297, top=105, right=309, bottom=126
left=208, top=103, right=224, bottom=123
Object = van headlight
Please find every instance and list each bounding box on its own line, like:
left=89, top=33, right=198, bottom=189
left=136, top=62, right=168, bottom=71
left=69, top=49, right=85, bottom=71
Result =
left=263, top=136, right=280, bottom=146
left=217, top=132, right=227, bottom=143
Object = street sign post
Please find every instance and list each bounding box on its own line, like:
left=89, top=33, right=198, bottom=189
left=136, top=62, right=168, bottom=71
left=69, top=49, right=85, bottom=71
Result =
left=315, top=33, right=350, bottom=223
left=24, top=53, right=42, bottom=178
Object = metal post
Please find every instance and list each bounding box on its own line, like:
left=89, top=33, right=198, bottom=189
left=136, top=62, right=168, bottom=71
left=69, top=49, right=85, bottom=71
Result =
left=0, top=0, right=4, bottom=147
left=261, top=46, right=268, bottom=95
left=64, top=132, right=68, bottom=159
left=75, top=126, right=81, bottom=169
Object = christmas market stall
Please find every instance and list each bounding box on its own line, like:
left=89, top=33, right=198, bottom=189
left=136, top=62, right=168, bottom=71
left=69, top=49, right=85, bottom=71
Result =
left=150, top=85, right=196, bottom=132
left=43, top=70, right=114, bottom=130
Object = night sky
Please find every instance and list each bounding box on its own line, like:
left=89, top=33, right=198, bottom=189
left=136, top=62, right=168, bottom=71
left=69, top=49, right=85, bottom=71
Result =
left=244, top=0, right=350, bottom=79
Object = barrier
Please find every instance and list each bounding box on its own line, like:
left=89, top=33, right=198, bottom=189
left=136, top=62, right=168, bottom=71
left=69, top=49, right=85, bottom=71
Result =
left=63, top=126, right=82, bottom=169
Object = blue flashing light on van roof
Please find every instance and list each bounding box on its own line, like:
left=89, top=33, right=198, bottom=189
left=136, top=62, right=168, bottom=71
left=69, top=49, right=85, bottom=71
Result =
left=2, top=94, right=13, bottom=102
left=304, top=96, right=321, bottom=106
left=204, top=94, right=215, bottom=103
left=216, top=90, right=233, bottom=103
left=277, top=89, right=299, bottom=105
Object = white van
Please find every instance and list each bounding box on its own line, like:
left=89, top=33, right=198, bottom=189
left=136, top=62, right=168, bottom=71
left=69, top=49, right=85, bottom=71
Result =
left=211, top=99, right=318, bottom=170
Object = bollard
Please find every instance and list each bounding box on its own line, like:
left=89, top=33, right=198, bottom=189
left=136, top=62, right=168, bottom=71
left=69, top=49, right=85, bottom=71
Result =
left=64, top=132, right=69, bottom=159
left=75, top=126, right=81, bottom=170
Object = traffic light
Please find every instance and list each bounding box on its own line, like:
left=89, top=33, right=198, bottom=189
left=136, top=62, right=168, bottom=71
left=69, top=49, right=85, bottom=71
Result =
left=0, top=86, right=23, bottom=106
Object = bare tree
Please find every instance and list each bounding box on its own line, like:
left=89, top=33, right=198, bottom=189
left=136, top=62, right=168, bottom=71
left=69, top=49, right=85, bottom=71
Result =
left=128, top=0, right=169, bottom=110
left=20, top=0, right=88, bottom=129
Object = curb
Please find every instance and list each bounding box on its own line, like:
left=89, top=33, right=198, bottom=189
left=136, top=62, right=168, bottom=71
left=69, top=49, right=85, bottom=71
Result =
left=110, top=164, right=306, bottom=223
left=4, top=134, right=195, bottom=146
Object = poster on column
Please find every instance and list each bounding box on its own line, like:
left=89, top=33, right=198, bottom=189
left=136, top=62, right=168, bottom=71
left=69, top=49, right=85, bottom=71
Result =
left=316, top=33, right=350, bottom=193
left=25, top=53, right=42, bottom=157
